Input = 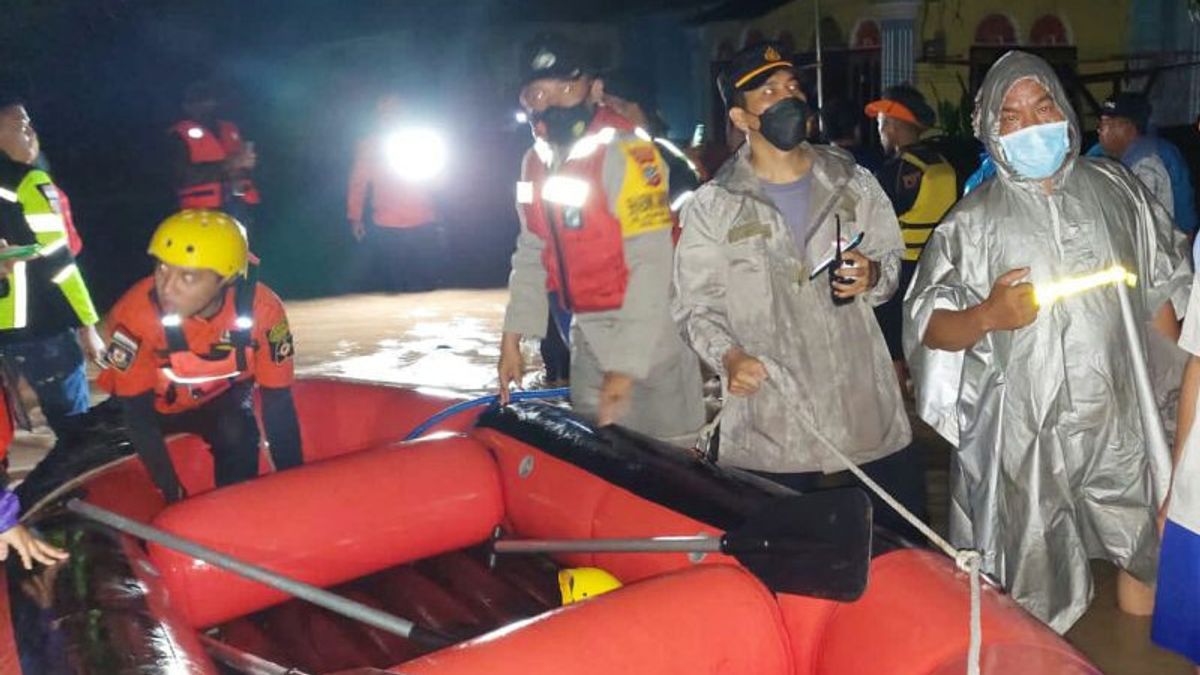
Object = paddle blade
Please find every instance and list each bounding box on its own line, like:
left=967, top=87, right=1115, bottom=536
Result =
left=725, top=488, right=872, bottom=601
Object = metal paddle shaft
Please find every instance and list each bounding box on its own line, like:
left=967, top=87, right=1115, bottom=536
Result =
left=65, top=499, right=453, bottom=650
left=496, top=536, right=724, bottom=554
left=494, top=489, right=872, bottom=601
left=1115, top=282, right=1174, bottom=506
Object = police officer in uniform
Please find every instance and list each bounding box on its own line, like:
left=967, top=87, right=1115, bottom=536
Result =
left=865, top=84, right=957, bottom=389
left=100, top=210, right=302, bottom=501
left=497, top=35, right=704, bottom=441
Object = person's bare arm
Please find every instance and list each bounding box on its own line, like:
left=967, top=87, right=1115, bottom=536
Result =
left=922, top=268, right=1038, bottom=351
left=1153, top=302, right=1182, bottom=343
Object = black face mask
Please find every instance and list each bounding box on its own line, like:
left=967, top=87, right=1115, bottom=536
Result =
left=535, top=103, right=594, bottom=148
left=756, top=98, right=808, bottom=151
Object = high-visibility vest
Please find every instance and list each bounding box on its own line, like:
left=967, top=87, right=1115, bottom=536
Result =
left=0, top=168, right=98, bottom=331
left=515, top=108, right=671, bottom=313
left=896, top=149, right=957, bottom=262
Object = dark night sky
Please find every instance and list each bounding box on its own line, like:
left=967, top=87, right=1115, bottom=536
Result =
left=0, top=1, right=729, bottom=304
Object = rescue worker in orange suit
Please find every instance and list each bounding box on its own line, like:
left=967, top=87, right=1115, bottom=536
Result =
left=99, top=210, right=302, bottom=502
left=168, top=81, right=260, bottom=227
left=497, top=35, right=704, bottom=442
left=865, top=84, right=957, bottom=391
left=347, top=94, right=440, bottom=292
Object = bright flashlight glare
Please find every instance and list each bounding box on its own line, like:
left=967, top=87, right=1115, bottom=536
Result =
left=514, top=111, right=529, bottom=124
left=1033, top=265, right=1138, bottom=306
left=384, top=127, right=448, bottom=182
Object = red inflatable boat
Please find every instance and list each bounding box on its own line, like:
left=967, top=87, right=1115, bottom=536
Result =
left=1, top=379, right=1099, bottom=674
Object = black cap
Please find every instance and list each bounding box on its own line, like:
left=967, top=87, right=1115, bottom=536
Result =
left=519, top=34, right=592, bottom=88
left=864, top=84, right=936, bottom=129
left=718, top=41, right=796, bottom=107
left=1101, top=92, right=1151, bottom=131
left=601, top=69, right=657, bottom=111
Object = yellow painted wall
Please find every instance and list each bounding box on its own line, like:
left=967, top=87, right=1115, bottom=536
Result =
left=701, top=0, right=1138, bottom=130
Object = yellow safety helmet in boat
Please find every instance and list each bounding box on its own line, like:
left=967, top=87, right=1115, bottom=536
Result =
left=558, top=567, right=622, bottom=605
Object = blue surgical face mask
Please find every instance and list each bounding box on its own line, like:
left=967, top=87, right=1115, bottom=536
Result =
left=998, top=120, right=1070, bottom=180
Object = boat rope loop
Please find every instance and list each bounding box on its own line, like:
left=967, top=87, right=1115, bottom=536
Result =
left=822, top=441, right=983, bottom=675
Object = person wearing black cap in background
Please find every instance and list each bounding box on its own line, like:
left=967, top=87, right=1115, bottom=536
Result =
left=672, top=42, right=925, bottom=540
left=865, top=84, right=958, bottom=393
left=1095, top=92, right=1197, bottom=239
left=600, top=70, right=704, bottom=224
left=496, top=34, right=704, bottom=442
left=819, top=98, right=882, bottom=173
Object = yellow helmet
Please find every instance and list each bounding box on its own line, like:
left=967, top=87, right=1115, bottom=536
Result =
left=558, top=567, right=622, bottom=605
left=148, top=209, right=249, bottom=278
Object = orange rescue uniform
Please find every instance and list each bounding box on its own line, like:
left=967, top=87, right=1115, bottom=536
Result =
left=100, top=276, right=294, bottom=415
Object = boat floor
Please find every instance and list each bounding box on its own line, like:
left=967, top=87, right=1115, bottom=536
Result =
left=212, top=544, right=562, bottom=673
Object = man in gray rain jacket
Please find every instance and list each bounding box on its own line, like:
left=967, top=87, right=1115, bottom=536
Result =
left=674, top=43, right=920, bottom=538
left=905, top=50, right=1192, bottom=632
left=498, top=34, right=704, bottom=441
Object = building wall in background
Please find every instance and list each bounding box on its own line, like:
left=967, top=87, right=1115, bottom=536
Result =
left=691, top=0, right=1200, bottom=134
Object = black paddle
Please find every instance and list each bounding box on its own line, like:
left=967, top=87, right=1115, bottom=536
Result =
left=492, top=488, right=872, bottom=601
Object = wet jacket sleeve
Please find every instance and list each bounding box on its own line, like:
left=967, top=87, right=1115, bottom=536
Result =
left=502, top=150, right=549, bottom=339
left=1128, top=169, right=1192, bottom=319
left=347, top=139, right=371, bottom=224
left=573, top=138, right=674, bottom=379
left=118, top=392, right=182, bottom=501
left=672, top=187, right=739, bottom=375
left=901, top=213, right=979, bottom=446
left=260, top=386, right=303, bottom=471
left=855, top=168, right=905, bottom=307
left=1131, top=156, right=1175, bottom=220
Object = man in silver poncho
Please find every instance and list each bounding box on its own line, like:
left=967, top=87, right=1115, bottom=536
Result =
left=904, top=51, right=1192, bottom=632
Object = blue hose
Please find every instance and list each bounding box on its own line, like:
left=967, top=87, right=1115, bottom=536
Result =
left=403, top=388, right=570, bottom=441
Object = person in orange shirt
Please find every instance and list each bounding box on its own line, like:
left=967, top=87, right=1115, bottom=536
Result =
left=100, top=210, right=302, bottom=502
left=347, top=94, right=441, bottom=292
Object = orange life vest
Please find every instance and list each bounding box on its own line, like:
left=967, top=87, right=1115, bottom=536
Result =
left=171, top=119, right=261, bottom=209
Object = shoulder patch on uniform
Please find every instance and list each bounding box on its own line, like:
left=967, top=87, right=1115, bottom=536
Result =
left=616, top=140, right=672, bottom=238
left=267, top=318, right=294, bottom=364
left=622, top=140, right=663, bottom=188
left=106, top=328, right=139, bottom=372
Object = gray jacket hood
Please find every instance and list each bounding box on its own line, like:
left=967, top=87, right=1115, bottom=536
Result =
left=974, top=50, right=1081, bottom=189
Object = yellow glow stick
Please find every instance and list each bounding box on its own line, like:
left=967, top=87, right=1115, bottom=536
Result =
left=1032, top=265, right=1138, bottom=307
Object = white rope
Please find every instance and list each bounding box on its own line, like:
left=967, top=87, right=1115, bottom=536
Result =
left=824, top=447, right=983, bottom=675
left=690, top=408, right=723, bottom=460
left=700, top=400, right=983, bottom=674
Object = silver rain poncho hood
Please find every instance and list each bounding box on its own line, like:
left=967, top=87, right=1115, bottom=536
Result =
left=903, top=50, right=1192, bottom=632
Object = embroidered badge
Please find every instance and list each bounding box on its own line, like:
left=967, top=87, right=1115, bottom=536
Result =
left=267, top=319, right=294, bottom=364
left=107, top=329, right=139, bottom=371
left=532, top=49, right=557, bottom=71
left=628, top=145, right=663, bottom=188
